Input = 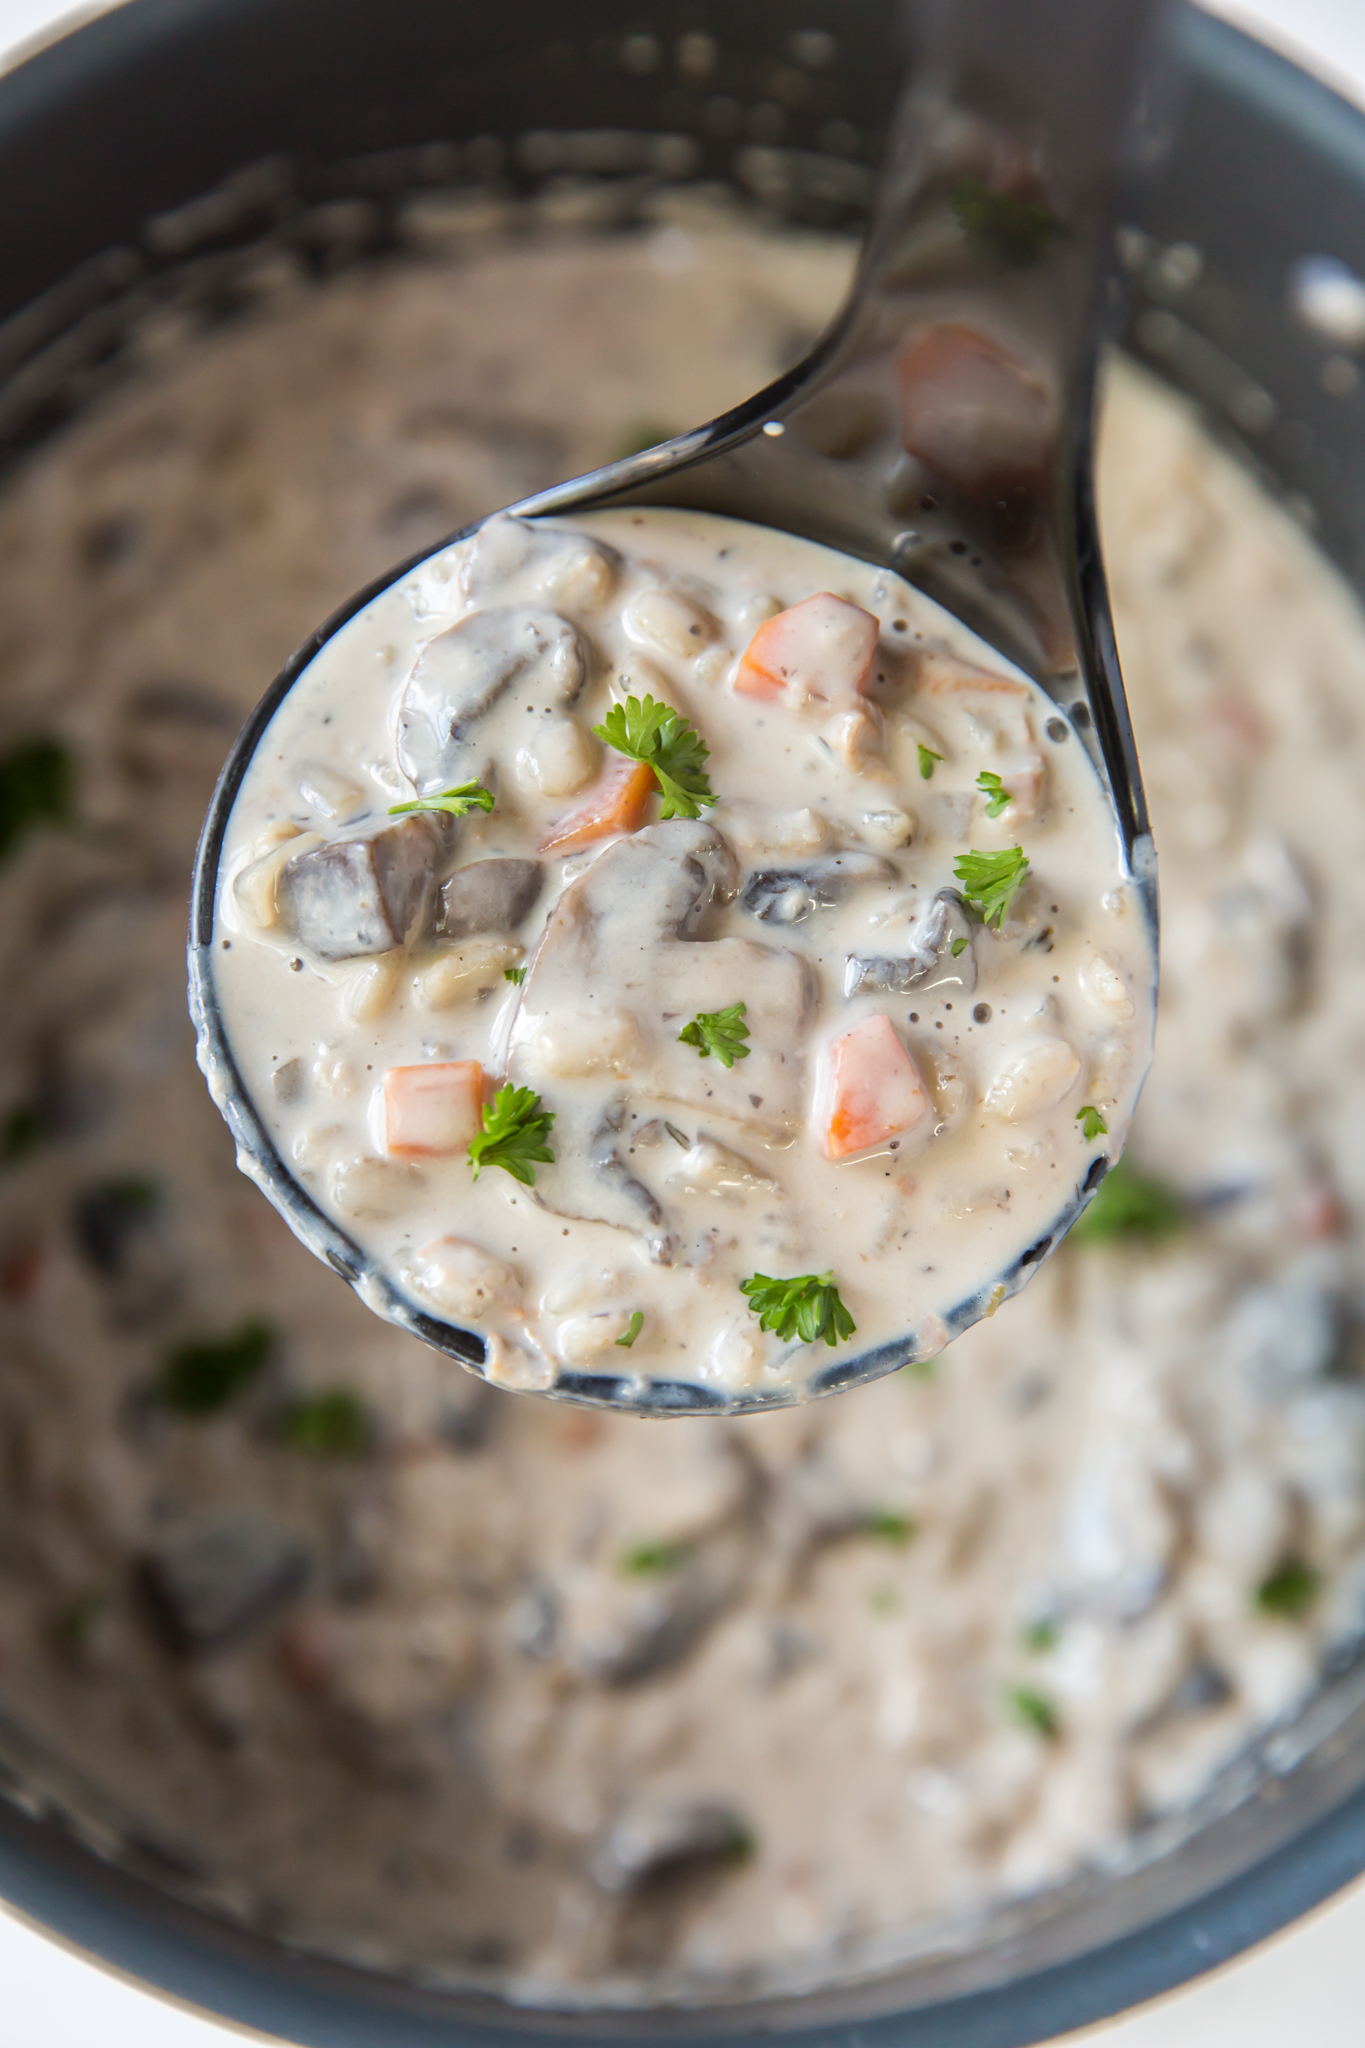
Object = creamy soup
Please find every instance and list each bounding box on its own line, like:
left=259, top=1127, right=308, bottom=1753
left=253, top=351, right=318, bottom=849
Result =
left=0, top=211, right=1361, bottom=2004
left=209, top=508, right=1154, bottom=1399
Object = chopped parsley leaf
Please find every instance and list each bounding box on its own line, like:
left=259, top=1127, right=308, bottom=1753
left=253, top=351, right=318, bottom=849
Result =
left=1076, top=1104, right=1108, bottom=1141
left=468, top=1084, right=555, bottom=1187
left=950, top=934, right=968, bottom=958
left=0, top=737, right=73, bottom=862
left=159, top=1319, right=273, bottom=1415
left=593, top=694, right=715, bottom=820
left=615, top=1310, right=645, bottom=1349
left=1007, top=1684, right=1061, bottom=1740
left=953, top=845, right=1029, bottom=929
left=503, top=965, right=527, bottom=986
left=388, top=780, right=495, bottom=820
left=678, top=1000, right=750, bottom=1069
left=622, top=1537, right=692, bottom=1576
left=740, top=1270, right=856, bottom=1349
left=917, top=743, right=943, bottom=780
left=1072, top=1157, right=1184, bottom=1246
left=976, top=769, right=1012, bottom=817
left=278, top=1389, right=369, bottom=1456
left=54, top=1590, right=107, bottom=1653
left=862, top=1509, right=917, bottom=1545
left=1256, top=1556, right=1321, bottom=1620
left=1022, top=1617, right=1060, bottom=1654
left=953, top=177, right=1060, bottom=266
left=1, top=1102, right=48, bottom=1166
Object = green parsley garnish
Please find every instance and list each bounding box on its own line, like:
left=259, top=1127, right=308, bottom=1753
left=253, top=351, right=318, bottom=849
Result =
left=1076, top=1105, right=1108, bottom=1141
left=622, top=1537, right=692, bottom=1575
left=862, top=1509, right=917, bottom=1545
left=1007, top=1684, right=1062, bottom=1740
left=677, top=1000, right=750, bottom=1069
left=278, top=1389, right=370, bottom=1456
left=1072, top=1157, right=1184, bottom=1246
left=468, top=1084, right=556, bottom=1187
left=616, top=1311, right=645, bottom=1349
left=976, top=770, right=1011, bottom=817
left=388, top=780, right=495, bottom=819
left=917, top=743, right=943, bottom=780
left=159, top=1318, right=273, bottom=1415
left=592, top=694, right=715, bottom=820
left=1256, top=1556, right=1321, bottom=1620
left=53, top=1590, right=107, bottom=1654
left=503, top=965, right=527, bottom=986
left=740, top=1270, right=856, bottom=1349
left=953, top=177, right=1060, bottom=266
left=950, top=935, right=968, bottom=958
left=1022, top=1617, right=1061, bottom=1654
left=0, top=737, right=73, bottom=862
left=953, top=846, right=1029, bottom=930
left=1, top=1101, right=48, bottom=1166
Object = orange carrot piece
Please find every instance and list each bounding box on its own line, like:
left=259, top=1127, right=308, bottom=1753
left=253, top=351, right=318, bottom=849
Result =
left=813, top=1014, right=930, bottom=1161
left=541, top=756, right=654, bottom=853
left=383, top=1060, right=484, bottom=1159
left=734, top=592, right=880, bottom=703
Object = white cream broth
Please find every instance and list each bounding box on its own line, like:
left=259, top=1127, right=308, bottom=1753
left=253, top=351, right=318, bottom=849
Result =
left=212, top=509, right=1154, bottom=1396
left=2, top=211, right=1365, bottom=2005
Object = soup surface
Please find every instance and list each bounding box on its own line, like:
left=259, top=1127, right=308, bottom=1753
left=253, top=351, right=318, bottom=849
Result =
left=0, top=212, right=1362, bottom=2001
left=209, top=503, right=1152, bottom=1398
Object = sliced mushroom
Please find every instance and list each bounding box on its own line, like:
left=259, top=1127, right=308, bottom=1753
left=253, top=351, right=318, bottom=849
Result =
left=436, top=857, right=544, bottom=941
left=566, top=1528, right=753, bottom=1687
left=507, top=820, right=813, bottom=1137
left=396, top=605, right=585, bottom=794
left=590, top=1802, right=752, bottom=1892
left=70, top=1177, right=180, bottom=1329
left=742, top=849, right=897, bottom=925
left=282, top=815, right=443, bottom=960
left=523, top=1100, right=675, bottom=1260
left=845, top=887, right=976, bottom=997
left=139, top=1512, right=309, bottom=1654
left=591, top=1102, right=671, bottom=1238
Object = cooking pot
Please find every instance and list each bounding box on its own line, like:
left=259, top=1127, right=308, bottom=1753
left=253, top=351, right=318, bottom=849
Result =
left=1, top=2, right=1364, bottom=2043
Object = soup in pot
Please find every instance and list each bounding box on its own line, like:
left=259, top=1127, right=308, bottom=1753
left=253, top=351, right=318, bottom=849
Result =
left=0, top=208, right=1361, bottom=2000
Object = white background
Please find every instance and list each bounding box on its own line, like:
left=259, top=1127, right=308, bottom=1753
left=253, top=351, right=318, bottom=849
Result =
left=2, top=0, right=1364, bottom=2041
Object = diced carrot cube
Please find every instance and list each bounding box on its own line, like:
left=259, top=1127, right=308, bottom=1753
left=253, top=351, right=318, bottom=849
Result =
left=382, top=1060, right=484, bottom=1159
left=734, top=592, right=880, bottom=704
left=541, top=757, right=654, bottom=853
left=0, top=1232, right=42, bottom=1302
left=813, top=1014, right=930, bottom=1161
left=897, top=323, right=1052, bottom=493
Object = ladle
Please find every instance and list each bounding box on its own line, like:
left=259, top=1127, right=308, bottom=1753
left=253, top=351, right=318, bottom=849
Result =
left=191, top=0, right=1166, bottom=1414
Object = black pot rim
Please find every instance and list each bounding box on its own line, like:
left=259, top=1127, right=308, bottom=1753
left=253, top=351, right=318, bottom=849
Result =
left=3, top=3, right=1365, bottom=2044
